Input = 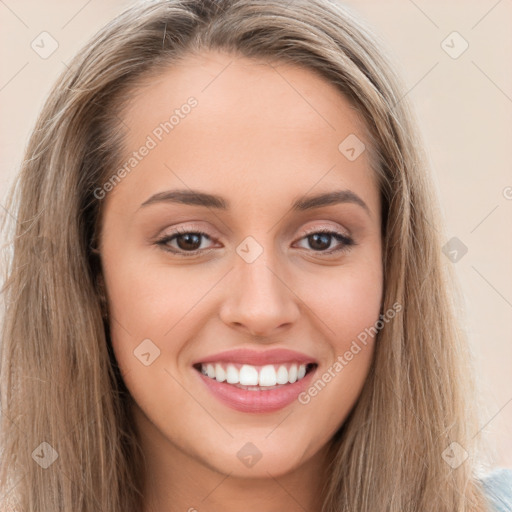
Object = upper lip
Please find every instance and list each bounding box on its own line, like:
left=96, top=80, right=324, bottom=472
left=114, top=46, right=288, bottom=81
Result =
left=193, top=348, right=317, bottom=366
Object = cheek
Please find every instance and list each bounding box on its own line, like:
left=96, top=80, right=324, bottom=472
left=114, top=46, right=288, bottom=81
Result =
left=304, top=253, right=383, bottom=352
left=102, top=250, right=231, bottom=395
left=295, top=250, right=383, bottom=405
left=317, top=274, right=381, bottom=336
left=313, top=271, right=381, bottom=377
left=103, top=254, right=204, bottom=424
left=103, top=250, right=207, bottom=337
left=294, top=266, right=382, bottom=437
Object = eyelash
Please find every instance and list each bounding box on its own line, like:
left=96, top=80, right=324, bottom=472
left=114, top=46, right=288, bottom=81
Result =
left=155, top=226, right=355, bottom=258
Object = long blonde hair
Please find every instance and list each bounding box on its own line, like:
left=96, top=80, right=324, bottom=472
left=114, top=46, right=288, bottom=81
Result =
left=1, top=0, right=489, bottom=510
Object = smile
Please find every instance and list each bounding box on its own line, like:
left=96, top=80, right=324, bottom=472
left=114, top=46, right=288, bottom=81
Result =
left=192, top=348, right=318, bottom=412
left=195, top=362, right=316, bottom=389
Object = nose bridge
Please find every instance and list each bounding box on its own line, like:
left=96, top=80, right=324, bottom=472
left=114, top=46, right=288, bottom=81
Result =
left=237, top=246, right=282, bottom=302
left=219, top=234, right=300, bottom=336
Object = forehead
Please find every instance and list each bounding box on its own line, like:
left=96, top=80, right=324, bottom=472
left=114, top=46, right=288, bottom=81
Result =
left=122, top=50, right=369, bottom=145
left=108, top=50, right=379, bottom=217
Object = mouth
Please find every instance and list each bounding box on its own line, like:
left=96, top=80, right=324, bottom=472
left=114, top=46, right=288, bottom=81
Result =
left=192, top=348, right=319, bottom=412
left=192, top=361, right=318, bottom=390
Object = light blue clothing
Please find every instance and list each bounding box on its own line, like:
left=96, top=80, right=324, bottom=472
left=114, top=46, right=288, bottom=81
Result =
left=480, top=468, right=512, bottom=512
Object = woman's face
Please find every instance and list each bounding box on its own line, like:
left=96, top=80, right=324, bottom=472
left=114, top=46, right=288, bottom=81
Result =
left=99, top=51, right=383, bottom=479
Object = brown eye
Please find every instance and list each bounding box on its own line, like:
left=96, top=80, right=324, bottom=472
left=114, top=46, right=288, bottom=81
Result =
left=174, top=233, right=203, bottom=251
left=295, top=229, right=355, bottom=255
left=307, top=233, right=333, bottom=251
left=156, top=230, right=216, bottom=256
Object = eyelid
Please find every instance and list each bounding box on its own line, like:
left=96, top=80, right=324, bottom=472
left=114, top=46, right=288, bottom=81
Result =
left=292, top=226, right=355, bottom=255
left=156, top=223, right=217, bottom=240
left=298, top=224, right=351, bottom=239
left=155, top=222, right=355, bottom=257
left=157, top=222, right=351, bottom=240
left=154, top=224, right=219, bottom=257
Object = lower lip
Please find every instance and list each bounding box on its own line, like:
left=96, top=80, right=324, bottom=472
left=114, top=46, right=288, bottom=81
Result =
left=195, top=367, right=317, bottom=413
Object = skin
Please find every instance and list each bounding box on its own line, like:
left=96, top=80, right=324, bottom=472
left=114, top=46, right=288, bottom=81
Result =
left=98, top=50, right=383, bottom=512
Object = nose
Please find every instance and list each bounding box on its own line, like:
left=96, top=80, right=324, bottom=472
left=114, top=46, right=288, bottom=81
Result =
left=218, top=249, right=300, bottom=339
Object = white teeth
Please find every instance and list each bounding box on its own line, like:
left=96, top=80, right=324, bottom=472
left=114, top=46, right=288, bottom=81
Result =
left=215, top=363, right=226, bottom=382
left=200, top=362, right=309, bottom=387
left=226, top=364, right=239, bottom=384
left=288, top=364, right=298, bottom=383
left=239, top=365, right=259, bottom=386
left=206, top=363, right=215, bottom=379
left=276, top=365, right=289, bottom=385
left=259, top=365, right=277, bottom=386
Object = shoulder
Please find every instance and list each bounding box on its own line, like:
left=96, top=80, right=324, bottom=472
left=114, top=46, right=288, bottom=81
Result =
left=479, top=468, right=512, bottom=512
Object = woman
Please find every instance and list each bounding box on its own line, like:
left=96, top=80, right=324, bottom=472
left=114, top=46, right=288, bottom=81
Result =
left=1, top=0, right=510, bottom=510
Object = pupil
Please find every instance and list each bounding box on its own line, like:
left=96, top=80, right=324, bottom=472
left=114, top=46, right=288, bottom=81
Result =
left=309, top=233, right=330, bottom=251
left=177, top=233, right=201, bottom=251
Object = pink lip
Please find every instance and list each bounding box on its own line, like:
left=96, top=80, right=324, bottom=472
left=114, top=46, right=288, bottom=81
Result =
left=195, top=366, right=318, bottom=413
left=192, top=348, right=317, bottom=366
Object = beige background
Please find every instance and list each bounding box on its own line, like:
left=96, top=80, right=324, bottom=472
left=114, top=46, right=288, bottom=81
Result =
left=1, top=0, right=511, bottom=468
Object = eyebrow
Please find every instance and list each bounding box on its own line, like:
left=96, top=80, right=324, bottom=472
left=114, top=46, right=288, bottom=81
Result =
left=140, top=189, right=370, bottom=215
